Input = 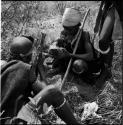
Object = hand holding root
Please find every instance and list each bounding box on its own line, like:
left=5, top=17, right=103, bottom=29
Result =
left=49, top=47, right=70, bottom=59
left=59, top=48, right=71, bottom=58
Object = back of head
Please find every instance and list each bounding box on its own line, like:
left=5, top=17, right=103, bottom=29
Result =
left=10, top=36, right=33, bottom=55
left=9, top=36, right=34, bottom=62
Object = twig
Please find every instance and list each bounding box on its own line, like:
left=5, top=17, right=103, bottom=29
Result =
left=0, top=117, right=11, bottom=120
left=0, top=110, right=5, bottom=117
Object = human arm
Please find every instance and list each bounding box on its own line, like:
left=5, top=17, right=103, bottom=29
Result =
left=99, top=6, right=115, bottom=51
left=29, top=85, right=81, bottom=124
left=60, top=32, right=94, bottom=62
left=69, top=41, right=94, bottom=61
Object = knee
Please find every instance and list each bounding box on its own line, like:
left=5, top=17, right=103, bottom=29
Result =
left=45, top=85, right=64, bottom=107
left=72, top=60, right=88, bottom=74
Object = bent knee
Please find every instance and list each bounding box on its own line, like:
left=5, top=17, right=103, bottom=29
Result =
left=72, top=60, right=88, bottom=74
left=46, top=85, right=64, bottom=107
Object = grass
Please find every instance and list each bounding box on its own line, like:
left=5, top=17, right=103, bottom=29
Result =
left=41, top=4, right=122, bottom=124
left=1, top=1, right=122, bottom=124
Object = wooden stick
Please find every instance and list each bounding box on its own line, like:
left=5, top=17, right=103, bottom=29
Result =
left=61, top=9, right=90, bottom=90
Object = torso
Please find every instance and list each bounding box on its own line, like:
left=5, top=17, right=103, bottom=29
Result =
left=1, top=60, right=32, bottom=118
left=64, top=30, right=87, bottom=55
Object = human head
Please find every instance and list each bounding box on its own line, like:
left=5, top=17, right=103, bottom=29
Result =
left=9, top=35, right=34, bottom=63
left=62, top=8, right=81, bottom=35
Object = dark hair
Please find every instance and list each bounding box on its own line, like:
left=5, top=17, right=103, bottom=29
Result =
left=56, top=38, right=67, bottom=47
left=63, top=22, right=81, bottom=30
left=8, top=52, right=22, bottom=62
left=62, top=22, right=81, bottom=36
left=21, top=35, right=34, bottom=43
left=8, top=51, right=32, bottom=63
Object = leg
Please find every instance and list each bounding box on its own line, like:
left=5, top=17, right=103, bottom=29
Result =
left=72, top=60, right=97, bottom=101
left=103, top=42, right=114, bottom=68
left=94, top=66, right=109, bottom=91
left=35, top=85, right=80, bottom=124
left=102, top=42, right=114, bottom=78
left=17, top=85, right=80, bottom=124
left=32, top=79, right=47, bottom=94
left=72, top=59, right=88, bottom=74
left=99, top=7, right=115, bottom=51
left=74, top=78, right=97, bottom=102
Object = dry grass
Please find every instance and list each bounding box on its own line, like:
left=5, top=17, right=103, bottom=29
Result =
left=41, top=2, right=122, bottom=124
left=1, top=1, right=122, bottom=124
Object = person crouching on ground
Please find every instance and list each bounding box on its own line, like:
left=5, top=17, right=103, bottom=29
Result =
left=1, top=35, right=80, bottom=124
left=48, top=8, right=102, bottom=101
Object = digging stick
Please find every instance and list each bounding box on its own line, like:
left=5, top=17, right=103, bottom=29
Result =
left=61, top=9, right=90, bottom=90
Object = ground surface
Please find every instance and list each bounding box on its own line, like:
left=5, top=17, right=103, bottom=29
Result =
left=1, top=1, right=122, bottom=125
left=40, top=3, right=122, bottom=124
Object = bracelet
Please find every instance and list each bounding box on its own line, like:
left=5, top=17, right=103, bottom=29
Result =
left=94, top=39, right=110, bottom=54
left=98, top=46, right=110, bottom=54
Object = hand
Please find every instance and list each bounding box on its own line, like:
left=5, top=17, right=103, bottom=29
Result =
left=49, top=47, right=70, bottom=59
left=59, top=48, right=70, bottom=59
left=46, top=68, right=60, bottom=78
